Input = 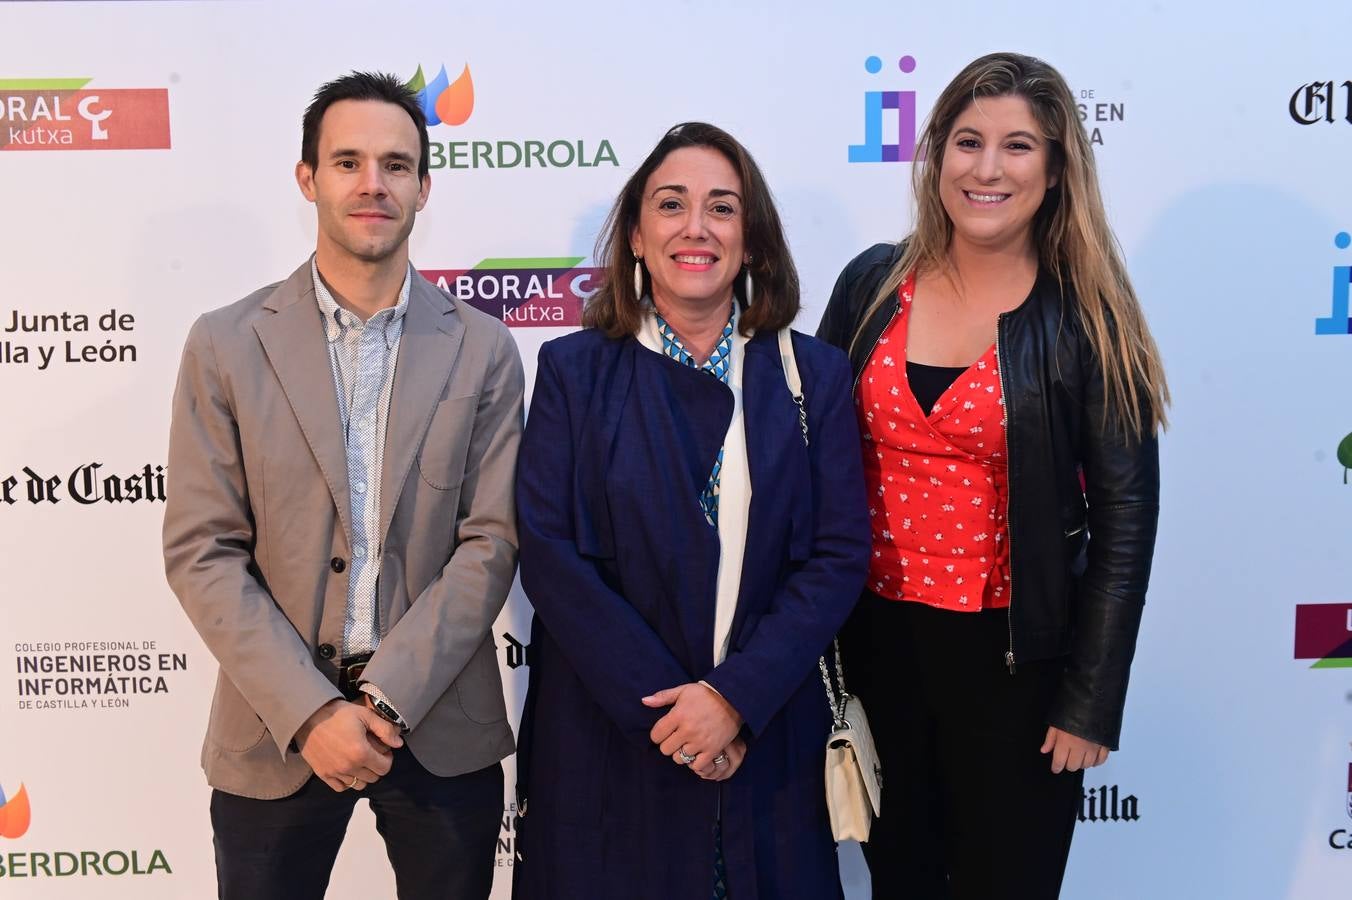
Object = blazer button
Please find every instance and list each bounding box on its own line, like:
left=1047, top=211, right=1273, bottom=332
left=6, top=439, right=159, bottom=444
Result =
left=317, top=643, right=336, bottom=660
left=330, top=557, right=346, bottom=573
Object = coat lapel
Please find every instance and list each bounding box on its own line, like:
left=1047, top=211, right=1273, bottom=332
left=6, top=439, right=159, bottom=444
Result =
left=377, top=275, right=464, bottom=548
left=254, top=263, right=353, bottom=542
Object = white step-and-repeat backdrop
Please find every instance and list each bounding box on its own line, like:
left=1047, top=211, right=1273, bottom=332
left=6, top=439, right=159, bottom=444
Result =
left=2, top=1, right=1350, bottom=897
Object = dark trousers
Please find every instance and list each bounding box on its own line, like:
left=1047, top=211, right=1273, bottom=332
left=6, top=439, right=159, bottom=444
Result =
left=210, top=748, right=503, bottom=900
left=840, top=592, right=1083, bottom=900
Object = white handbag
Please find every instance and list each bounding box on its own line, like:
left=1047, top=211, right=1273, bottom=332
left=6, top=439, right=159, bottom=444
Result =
left=777, top=329, right=883, bottom=843
left=820, top=644, right=882, bottom=842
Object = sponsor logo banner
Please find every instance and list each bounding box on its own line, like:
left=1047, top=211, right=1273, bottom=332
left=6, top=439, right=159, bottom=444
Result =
left=0, top=778, right=171, bottom=878
left=1293, top=603, right=1352, bottom=668
left=1315, top=232, right=1352, bottom=335
left=0, top=782, right=31, bottom=840
left=419, top=258, right=600, bottom=327
left=2, top=307, right=140, bottom=371
left=0, top=79, right=170, bottom=151
left=1, top=464, right=166, bottom=506
left=497, top=802, right=521, bottom=868
left=1290, top=80, right=1352, bottom=125
left=500, top=631, right=530, bottom=669
left=1075, top=88, right=1127, bottom=146
left=407, top=63, right=617, bottom=171
left=1078, top=784, right=1140, bottom=823
left=10, top=639, right=189, bottom=711
left=848, top=54, right=924, bottom=163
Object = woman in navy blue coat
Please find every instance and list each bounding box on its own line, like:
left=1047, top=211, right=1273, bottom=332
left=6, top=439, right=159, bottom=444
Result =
left=512, top=123, right=871, bottom=900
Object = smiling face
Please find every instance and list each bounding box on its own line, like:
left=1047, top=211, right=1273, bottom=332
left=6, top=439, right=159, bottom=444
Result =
left=938, top=94, right=1057, bottom=255
left=295, top=98, right=430, bottom=267
left=629, top=145, right=747, bottom=315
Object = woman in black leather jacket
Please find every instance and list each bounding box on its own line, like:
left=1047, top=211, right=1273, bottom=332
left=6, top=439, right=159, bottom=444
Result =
left=816, top=53, right=1167, bottom=899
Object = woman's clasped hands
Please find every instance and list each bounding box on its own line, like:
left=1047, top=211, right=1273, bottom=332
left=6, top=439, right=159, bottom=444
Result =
left=643, top=681, right=746, bottom=781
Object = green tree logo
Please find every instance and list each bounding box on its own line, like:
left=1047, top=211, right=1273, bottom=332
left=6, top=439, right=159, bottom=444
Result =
left=1340, top=432, right=1352, bottom=484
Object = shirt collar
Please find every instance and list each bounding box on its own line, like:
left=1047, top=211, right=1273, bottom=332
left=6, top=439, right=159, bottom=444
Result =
left=652, top=302, right=737, bottom=376
left=311, top=256, right=412, bottom=349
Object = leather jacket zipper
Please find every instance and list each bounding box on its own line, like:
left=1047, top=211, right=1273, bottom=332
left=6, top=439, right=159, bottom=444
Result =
left=995, top=312, right=1017, bottom=675
left=850, top=298, right=902, bottom=398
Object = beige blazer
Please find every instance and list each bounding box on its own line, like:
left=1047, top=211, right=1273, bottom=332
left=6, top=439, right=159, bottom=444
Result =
left=163, top=261, right=522, bottom=799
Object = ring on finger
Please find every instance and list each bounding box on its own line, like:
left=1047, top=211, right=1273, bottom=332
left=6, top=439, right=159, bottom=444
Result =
left=347, top=775, right=361, bottom=789
left=677, top=747, right=697, bottom=765
left=712, top=753, right=728, bottom=766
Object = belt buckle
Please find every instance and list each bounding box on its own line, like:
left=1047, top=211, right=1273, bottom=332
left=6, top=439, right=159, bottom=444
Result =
left=337, top=652, right=372, bottom=699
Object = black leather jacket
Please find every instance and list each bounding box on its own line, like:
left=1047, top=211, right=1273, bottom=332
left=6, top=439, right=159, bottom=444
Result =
left=817, top=243, right=1160, bottom=749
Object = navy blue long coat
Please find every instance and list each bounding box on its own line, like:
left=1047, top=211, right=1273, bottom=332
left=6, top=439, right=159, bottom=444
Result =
left=512, top=326, right=870, bottom=900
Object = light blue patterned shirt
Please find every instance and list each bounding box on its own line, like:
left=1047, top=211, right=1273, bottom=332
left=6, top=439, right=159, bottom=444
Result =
left=310, top=259, right=411, bottom=658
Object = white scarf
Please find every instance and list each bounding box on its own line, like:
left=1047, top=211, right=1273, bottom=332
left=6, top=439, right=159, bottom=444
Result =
left=637, top=307, right=751, bottom=666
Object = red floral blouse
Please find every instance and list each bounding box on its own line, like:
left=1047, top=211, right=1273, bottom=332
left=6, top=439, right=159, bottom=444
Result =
left=855, top=273, right=1012, bottom=611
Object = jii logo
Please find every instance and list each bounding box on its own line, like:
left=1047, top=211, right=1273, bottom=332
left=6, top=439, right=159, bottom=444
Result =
left=1315, top=232, right=1352, bottom=335
left=848, top=54, right=923, bottom=163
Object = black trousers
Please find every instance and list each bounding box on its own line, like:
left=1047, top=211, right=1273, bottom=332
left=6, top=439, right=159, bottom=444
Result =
left=840, top=592, right=1083, bottom=900
left=210, top=748, right=503, bottom=900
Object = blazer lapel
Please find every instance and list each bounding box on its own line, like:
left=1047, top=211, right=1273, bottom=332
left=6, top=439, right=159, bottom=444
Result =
left=254, top=263, right=353, bottom=542
left=378, top=275, right=464, bottom=547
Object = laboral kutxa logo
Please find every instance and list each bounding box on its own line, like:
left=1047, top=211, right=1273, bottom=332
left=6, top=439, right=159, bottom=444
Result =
left=1294, top=603, right=1352, bottom=669
left=406, top=62, right=616, bottom=170
left=419, top=259, right=601, bottom=327
left=0, top=78, right=170, bottom=150
left=0, top=781, right=31, bottom=839
left=0, top=777, right=171, bottom=879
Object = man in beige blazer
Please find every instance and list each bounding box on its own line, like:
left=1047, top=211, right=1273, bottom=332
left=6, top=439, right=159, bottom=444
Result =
left=163, top=72, right=522, bottom=900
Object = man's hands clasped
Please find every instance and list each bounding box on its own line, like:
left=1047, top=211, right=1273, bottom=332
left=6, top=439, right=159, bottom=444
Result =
left=295, top=698, right=404, bottom=792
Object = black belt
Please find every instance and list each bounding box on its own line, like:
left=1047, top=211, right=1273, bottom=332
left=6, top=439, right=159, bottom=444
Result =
left=336, top=652, right=372, bottom=701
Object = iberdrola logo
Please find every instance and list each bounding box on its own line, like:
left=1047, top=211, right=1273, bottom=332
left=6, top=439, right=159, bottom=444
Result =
left=0, top=780, right=31, bottom=839
left=403, top=59, right=617, bottom=172
left=406, top=64, right=474, bottom=127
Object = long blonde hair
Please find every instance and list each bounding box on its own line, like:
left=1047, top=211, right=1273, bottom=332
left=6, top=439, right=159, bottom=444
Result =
left=856, top=52, right=1168, bottom=435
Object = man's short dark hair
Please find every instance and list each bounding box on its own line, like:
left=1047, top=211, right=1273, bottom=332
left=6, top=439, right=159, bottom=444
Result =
left=301, top=71, right=431, bottom=179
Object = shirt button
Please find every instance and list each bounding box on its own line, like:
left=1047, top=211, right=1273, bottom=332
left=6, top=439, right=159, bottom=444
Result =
left=330, top=557, right=346, bottom=573
left=354, top=545, right=367, bottom=559
left=354, top=481, right=367, bottom=494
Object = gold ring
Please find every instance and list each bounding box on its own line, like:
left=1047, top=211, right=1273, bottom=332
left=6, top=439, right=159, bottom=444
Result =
left=348, top=775, right=361, bottom=789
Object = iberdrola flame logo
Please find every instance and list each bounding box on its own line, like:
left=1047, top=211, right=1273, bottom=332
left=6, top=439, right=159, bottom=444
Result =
left=0, top=781, right=31, bottom=839
left=406, top=63, right=474, bottom=127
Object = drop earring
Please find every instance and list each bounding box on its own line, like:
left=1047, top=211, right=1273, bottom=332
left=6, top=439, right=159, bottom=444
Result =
left=633, top=257, right=644, bottom=298
left=743, top=266, right=754, bottom=307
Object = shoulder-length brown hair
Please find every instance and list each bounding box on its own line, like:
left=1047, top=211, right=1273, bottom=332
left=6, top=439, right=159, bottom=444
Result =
left=856, top=53, right=1169, bottom=436
left=583, top=122, right=800, bottom=337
